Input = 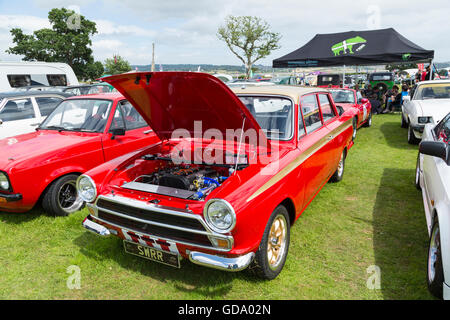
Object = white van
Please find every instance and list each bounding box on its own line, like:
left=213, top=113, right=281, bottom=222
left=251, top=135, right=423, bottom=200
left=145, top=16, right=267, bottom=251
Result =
left=0, top=62, right=79, bottom=93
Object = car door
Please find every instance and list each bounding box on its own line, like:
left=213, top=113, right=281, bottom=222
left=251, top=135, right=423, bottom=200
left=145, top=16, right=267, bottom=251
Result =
left=0, top=97, right=40, bottom=139
left=422, top=115, right=450, bottom=230
left=297, top=93, right=332, bottom=206
left=318, top=93, right=341, bottom=173
left=102, top=100, right=157, bottom=162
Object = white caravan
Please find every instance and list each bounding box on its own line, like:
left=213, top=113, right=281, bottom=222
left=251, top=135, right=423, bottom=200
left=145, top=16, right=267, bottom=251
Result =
left=0, top=62, right=79, bottom=92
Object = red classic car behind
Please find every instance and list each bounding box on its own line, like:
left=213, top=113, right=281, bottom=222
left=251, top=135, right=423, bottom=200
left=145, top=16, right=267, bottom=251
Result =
left=79, top=72, right=355, bottom=279
left=0, top=93, right=158, bottom=216
left=329, top=88, right=372, bottom=140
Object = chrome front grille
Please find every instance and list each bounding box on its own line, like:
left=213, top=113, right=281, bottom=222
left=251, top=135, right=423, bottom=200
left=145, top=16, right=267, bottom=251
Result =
left=94, top=195, right=233, bottom=251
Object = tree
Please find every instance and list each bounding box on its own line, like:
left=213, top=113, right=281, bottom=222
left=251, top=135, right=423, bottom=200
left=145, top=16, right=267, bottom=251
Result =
left=84, top=61, right=104, bottom=82
left=104, top=55, right=132, bottom=75
left=217, top=16, right=281, bottom=79
left=6, top=8, right=102, bottom=81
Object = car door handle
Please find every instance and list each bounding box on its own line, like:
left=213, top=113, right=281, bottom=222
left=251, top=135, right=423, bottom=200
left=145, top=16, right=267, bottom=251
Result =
left=143, top=129, right=153, bottom=134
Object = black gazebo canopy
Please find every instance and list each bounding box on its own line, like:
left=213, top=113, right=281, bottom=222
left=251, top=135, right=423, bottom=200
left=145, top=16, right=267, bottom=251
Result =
left=272, top=28, right=434, bottom=68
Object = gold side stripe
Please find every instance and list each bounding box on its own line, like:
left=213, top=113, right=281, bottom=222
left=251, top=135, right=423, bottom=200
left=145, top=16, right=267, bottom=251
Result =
left=246, top=118, right=353, bottom=202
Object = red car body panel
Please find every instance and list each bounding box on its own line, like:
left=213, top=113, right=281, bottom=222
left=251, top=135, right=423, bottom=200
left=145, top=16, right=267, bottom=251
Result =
left=0, top=93, right=159, bottom=212
left=83, top=73, right=355, bottom=267
left=330, top=88, right=372, bottom=128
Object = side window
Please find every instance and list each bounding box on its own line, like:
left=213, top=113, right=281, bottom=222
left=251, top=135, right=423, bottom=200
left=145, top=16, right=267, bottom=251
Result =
left=35, top=97, right=63, bottom=117
left=7, top=75, right=31, bottom=88
left=298, top=104, right=306, bottom=137
left=120, top=101, right=148, bottom=130
left=318, top=94, right=336, bottom=122
left=300, top=94, right=322, bottom=134
left=434, top=113, right=450, bottom=143
left=110, top=106, right=125, bottom=131
left=47, top=74, right=67, bottom=86
left=0, top=98, right=35, bottom=122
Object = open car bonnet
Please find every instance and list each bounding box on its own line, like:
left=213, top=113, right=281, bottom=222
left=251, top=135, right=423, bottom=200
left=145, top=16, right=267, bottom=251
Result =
left=102, top=72, right=268, bottom=146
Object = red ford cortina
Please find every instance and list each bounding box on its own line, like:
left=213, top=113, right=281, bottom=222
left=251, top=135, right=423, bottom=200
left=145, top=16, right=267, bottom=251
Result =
left=0, top=92, right=158, bottom=216
left=329, top=88, right=372, bottom=140
left=79, top=72, right=355, bottom=279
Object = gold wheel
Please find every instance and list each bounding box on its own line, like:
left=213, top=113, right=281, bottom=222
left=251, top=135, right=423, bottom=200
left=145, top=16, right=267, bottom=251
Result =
left=267, top=214, right=287, bottom=270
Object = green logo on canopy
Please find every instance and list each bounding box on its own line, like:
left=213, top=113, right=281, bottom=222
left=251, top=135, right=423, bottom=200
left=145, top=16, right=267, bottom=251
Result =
left=331, top=36, right=367, bottom=56
left=402, top=53, right=411, bottom=60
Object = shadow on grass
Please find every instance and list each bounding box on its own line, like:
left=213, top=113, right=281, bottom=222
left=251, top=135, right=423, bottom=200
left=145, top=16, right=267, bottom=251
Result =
left=0, top=204, right=59, bottom=224
left=372, top=168, right=432, bottom=299
left=73, top=231, right=262, bottom=298
left=378, top=114, right=418, bottom=150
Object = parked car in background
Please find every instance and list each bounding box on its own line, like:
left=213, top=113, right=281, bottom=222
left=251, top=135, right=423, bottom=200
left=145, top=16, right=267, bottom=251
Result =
left=329, top=88, right=372, bottom=140
left=402, top=80, right=450, bottom=144
left=0, top=61, right=79, bottom=92
left=415, top=112, right=450, bottom=299
left=0, top=91, right=72, bottom=139
left=79, top=72, right=354, bottom=279
left=16, top=84, right=114, bottom=95
left=0, top=92, right=158, bottom=216
left=368, top=72, right=395, bottom=93
left=317, top=74, right=341, bottom=88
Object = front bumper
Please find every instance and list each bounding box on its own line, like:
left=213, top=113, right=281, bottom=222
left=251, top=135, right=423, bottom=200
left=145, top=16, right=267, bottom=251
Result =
left=410, top=123, right=425, bottom=133
left=0, top=193, right=22, bottom=203
left=82, top=215, right=254, bottom=272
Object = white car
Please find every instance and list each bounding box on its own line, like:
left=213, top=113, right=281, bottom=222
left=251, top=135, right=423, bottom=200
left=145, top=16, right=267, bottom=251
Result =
left=401, top=80, right=450, bottom=145
left=415, top=112, right=450, bottom=299
left=0, top=91, right=71, bottom=140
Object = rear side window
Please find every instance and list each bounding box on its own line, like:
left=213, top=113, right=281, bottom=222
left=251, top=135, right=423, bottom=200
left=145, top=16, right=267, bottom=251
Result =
left=7, top=75, right=31, bottom=88
left=35, top=97, right=63, bottom=117
left=318, top=94, right=336, bottom=122
left=47, top=74, right=67, bottom=86
left=0, top=98, right=36, bottom=122
left=301, top=94, right=322, bottom=134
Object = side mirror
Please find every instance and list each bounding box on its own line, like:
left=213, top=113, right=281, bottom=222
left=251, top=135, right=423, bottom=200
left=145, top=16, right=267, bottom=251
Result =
left=419, top=141, right=449, bottom=163
left=336, top=105, right=345, bottom=116
left=110, top=127, right=125, bottom=139
left=360, top=98, right=369, bottom=104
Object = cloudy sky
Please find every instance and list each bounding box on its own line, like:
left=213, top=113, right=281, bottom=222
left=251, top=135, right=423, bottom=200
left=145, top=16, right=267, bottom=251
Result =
left=0, top=0, right=448, bottom=66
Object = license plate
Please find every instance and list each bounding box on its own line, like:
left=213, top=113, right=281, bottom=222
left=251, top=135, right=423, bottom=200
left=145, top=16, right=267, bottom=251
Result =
left=123, top=240, right=181, bottom=268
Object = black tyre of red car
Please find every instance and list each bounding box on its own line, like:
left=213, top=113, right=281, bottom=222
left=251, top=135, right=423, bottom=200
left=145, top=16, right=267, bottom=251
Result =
left=250, top=205, right=291, bottom=280
left=42, top=174, right=85, bottom=216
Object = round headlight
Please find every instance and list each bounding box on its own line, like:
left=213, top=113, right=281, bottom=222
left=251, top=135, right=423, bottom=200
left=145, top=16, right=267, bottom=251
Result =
left=204, top=199, right=236, bottom=234
left=0, top=172, right=10, bottom=191
left=77, top=175, right=97, bottom=203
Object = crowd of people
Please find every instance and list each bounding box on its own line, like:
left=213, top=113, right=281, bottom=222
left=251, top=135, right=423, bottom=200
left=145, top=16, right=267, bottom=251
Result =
left=358, top=65, right=435, bottom=114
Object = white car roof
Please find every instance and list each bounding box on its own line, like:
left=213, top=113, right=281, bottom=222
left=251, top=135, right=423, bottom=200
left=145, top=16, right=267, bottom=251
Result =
left=418, top=80, right=450, bottom=85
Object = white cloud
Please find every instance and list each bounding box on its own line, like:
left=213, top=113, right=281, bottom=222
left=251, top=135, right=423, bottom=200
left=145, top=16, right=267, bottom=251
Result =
left=94, top=19, right=154, bottom=37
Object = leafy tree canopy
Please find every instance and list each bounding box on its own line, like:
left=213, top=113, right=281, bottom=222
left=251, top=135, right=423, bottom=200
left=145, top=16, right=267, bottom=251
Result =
left=104, top=55, right=132, bottom=75
left=6, top=8, right=103, bottom=81
left=217, top=16, right=281, bottom=79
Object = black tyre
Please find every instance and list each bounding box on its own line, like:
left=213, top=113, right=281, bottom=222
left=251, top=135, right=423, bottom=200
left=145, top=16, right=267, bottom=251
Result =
left=401, top=113, right=408, bottom=128
left=250, top=205, right=290, bottom=280
left=330, top=150, right=346, bottom=183
left=408, top=124, right=420, bottom=145
left=427, top=218, right=444, bottom=299
left=42, top=174, right=84, bottom=216
left=363, top=111, right=372, bottom=127
left=415, top=153, right=422, bottom=190
left=352, top=117, right=357, bottom=141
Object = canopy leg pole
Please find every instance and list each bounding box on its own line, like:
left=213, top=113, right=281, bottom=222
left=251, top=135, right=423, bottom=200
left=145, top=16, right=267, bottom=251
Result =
left=343, top=64, right=346, bottom=88
left=429, top=58, right=434, bottom=80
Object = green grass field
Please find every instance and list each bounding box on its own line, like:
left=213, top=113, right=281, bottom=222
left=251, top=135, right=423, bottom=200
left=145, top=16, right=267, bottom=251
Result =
left=0, top=114, right=434, bottom=299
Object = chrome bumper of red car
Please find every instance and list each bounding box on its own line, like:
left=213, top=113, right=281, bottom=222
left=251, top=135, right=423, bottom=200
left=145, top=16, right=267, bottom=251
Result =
left=82, top=216, right=111, bottom=237
left=188, top=251, right=254, bottom=272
